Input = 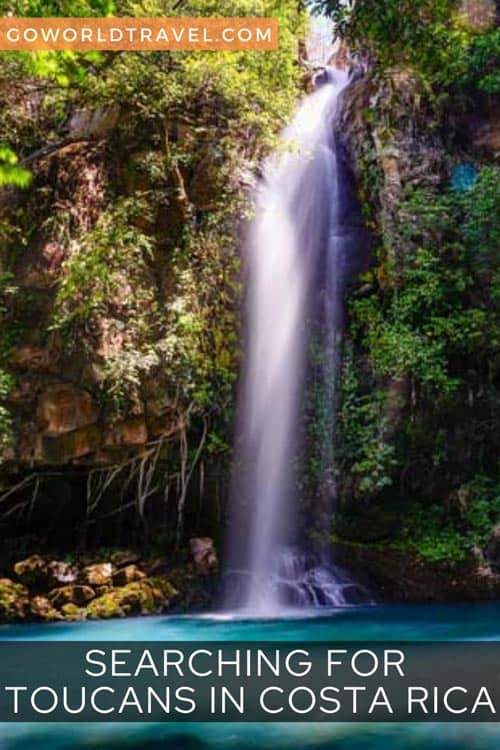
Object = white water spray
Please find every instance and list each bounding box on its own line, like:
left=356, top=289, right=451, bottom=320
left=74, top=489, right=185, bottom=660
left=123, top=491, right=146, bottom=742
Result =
left=223, top=69, right=369, bottom=615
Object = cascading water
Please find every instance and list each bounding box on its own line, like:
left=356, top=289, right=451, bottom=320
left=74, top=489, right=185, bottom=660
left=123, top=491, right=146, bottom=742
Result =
left=222, top=67, right=370, bottom=615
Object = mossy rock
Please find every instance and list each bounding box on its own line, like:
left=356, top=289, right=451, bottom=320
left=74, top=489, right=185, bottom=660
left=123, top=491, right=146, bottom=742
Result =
left=0, top=578, right=30, bottom=622
left=147, top=576, right=179, bottom=607
left=86, top=580, right=154, bottom=620
left=86, top=577, right=177, bottom=620
left=112, top=564, right=146, bottom=586
left=30, top=595, right=61, bottom=622
left=86, top=594, right=126, bottom=620
left=49, top=584, right=95, bottom=609
left=14, top=555, right=48, bottom=587
left=61, top=603, right=87, bottom=621
left=82, top=562, right=114, bottom=587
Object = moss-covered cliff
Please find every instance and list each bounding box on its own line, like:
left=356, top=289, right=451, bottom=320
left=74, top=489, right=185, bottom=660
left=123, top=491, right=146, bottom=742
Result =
left=318, top=0, right=500, bottom=593
left=0, top=0, right=305, bottom=553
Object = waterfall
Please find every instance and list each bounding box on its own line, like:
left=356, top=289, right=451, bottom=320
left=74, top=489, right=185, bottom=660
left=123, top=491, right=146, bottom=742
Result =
left=222, top=68, right=369, bottom=615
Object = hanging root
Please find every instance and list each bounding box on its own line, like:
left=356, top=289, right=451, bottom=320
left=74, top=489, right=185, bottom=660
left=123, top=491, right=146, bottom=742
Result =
left=176, top=416, right=208, bottom=548
left=0, top=410, right=211, bottom=546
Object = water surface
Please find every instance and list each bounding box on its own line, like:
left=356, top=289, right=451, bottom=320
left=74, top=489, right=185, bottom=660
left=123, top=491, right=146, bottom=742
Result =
left=1, top=603, right=500, bottom=749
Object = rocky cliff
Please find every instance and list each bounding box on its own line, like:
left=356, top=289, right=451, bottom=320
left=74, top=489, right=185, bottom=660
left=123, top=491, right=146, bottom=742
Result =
left=0, top=1, right=305, bottom=555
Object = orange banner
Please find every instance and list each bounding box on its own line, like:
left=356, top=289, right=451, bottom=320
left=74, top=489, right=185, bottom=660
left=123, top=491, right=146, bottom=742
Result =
left=0, top=17, right=278, bottom=51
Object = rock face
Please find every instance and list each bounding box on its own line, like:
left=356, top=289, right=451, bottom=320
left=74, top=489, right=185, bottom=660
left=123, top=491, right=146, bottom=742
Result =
left=37, top=385, right=99, bottom=436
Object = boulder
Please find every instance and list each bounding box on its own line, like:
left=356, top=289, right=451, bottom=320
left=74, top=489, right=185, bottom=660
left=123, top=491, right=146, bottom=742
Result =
left=14, top=555, right=48, bottom=586
left=189, top=537, right=218, bottom=575
left=82, top=562, right=114, bottom=587
left=48, top=561, right=78, bottom=585
left=86, top=577, right=177, bottom=620
left=0, top=578, right=30, bottom=622
left=30, top=595, right=61, bottom=622
left=147, top=577, right=179, bottom=608
left=86, top=580, right=153, bottom=619
left=112, top=564, right=146, bottom=586
left=14, top=556, right=78, bottom=587
left=49, top=584, right=95, bottom=609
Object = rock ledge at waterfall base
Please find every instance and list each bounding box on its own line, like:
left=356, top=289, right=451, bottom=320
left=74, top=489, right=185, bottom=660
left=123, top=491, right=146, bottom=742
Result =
left=335, top=543, right=500, bottom=603
left=0, top=540, right=218, bottom=624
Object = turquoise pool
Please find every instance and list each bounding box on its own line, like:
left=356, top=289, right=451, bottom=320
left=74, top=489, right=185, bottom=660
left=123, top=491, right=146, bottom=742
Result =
left=1, top=603, right=500, bottom=748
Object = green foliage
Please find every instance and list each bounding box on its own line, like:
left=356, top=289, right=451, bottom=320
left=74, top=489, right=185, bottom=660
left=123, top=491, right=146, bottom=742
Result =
left=0, top=146, right=31, bottom=188
left=466, top=27, right=500, bottom=94
left=53, top=197, right=157, bottom=336
left=351, top=167, right=500, bottom=395
left=0, top=0, right=304, bottom=460
left=309, top=0, right=498, bottom=103
left=336, top=348, right=397, bottom=501
left=310, top=1, right=468, bottom=81
left=162, top=213, right=240, bottom=417
left=462, top=167, right=500, bottom=265
left=394, top=477, right=500, bottom=561
left=101, top=347, right=160, bottom=417
left=0, top=0, right=114, bottom=84
left=0, top=370, right=14, bottom=455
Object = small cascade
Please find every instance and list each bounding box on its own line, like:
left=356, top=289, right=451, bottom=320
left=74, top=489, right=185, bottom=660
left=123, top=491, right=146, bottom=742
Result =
left=222, top=67, right=371, bottom=615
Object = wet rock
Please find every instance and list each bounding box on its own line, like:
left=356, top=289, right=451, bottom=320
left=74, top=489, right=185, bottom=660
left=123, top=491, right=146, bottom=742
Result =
left=0, top=578, right=30, bottom=622
left=110, top=550, right=141, bottom=568
left=112, top=564, right=146, bottom=586
left=49, top=584, right=95, bottom=609
left=82, top=562, right=114, bottom=587
left=189, top=537, right=218, bottom=575
left=30, top=595, right=61, bottom=622
left=37, top=384, right=99, bottom=436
